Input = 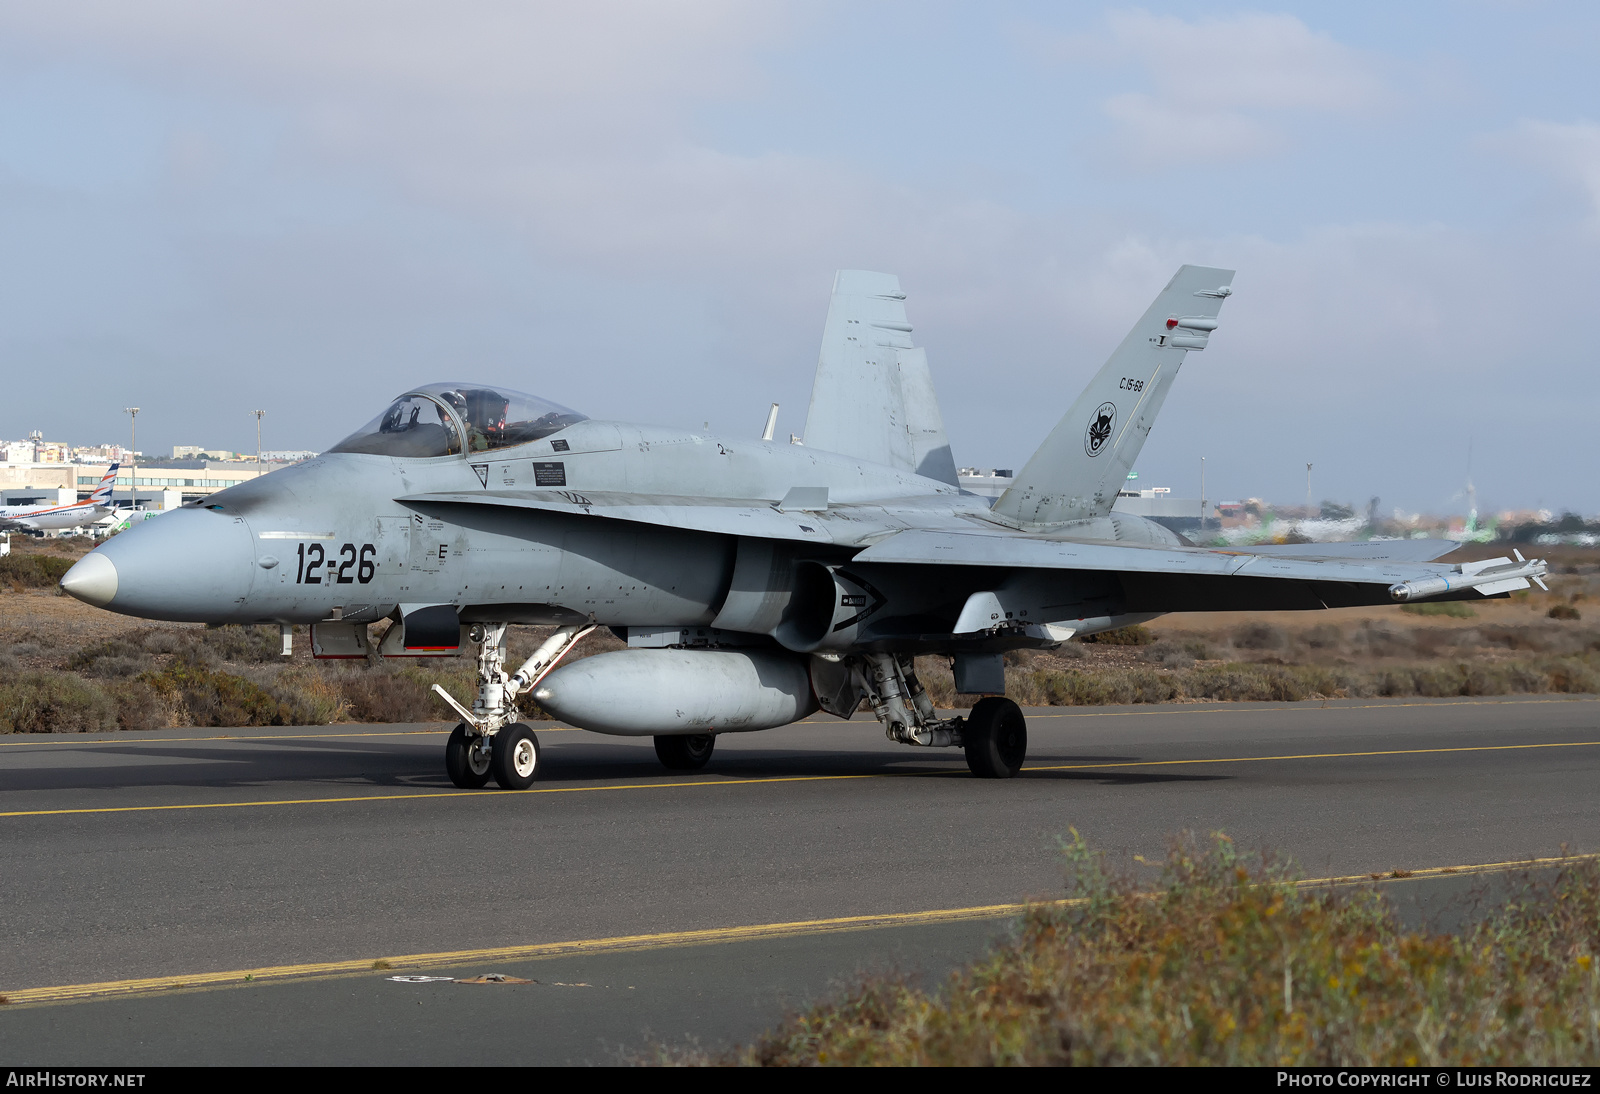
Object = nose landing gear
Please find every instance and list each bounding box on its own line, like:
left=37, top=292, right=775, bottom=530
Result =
left=434, top=622, right=593, bottom=789
left=445, top=723, right=492, bottom=788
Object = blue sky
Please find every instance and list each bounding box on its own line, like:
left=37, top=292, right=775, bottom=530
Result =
left=0, top=2, right=1595, bottom=515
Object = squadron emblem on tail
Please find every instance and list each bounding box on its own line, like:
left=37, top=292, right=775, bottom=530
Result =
left=1084, top=402, right=1116, bottom=456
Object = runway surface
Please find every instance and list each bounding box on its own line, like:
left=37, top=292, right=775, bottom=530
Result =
left=3, top=695, right=1599, bottom=1063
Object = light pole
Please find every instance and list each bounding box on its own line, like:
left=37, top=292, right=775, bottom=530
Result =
left=1305, top=462, right=1313, bottom=518
left=124, top=407, right=140, bottom=509
left=1200, top=456, right=1207, bottom=536
left=253, top=410, right=265, bottom=476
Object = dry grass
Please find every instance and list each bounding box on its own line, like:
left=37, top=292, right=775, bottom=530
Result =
left=658, top=835, right=1600, bottom=1066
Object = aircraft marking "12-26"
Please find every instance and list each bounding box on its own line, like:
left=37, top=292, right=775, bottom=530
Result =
left=295, top=542, right=377, bottom=584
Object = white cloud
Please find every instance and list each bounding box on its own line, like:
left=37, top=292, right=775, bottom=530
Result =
left=0, top=1, right=778, bottom=110
left=1053, top=10, right=1389, bottom=166
left=1102, top=92, right=1277, bottom=163
left=1501, top=119, right=1600, bottom=226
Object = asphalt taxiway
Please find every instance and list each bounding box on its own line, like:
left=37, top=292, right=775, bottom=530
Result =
left=3, top=695, right=1598, bottom=1063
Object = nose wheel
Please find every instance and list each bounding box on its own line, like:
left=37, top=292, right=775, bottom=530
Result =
left=445, top=723, right=492, bottom=789
left=491, top=724, right=541, bottom=789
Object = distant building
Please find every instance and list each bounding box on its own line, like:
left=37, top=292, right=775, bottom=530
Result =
left=957, top=467, right=1014, bottom=500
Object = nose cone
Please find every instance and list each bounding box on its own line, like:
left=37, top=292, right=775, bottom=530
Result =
left=60, top=552, right=118, bottom=608
left=74, top=508, right=259, bottom=622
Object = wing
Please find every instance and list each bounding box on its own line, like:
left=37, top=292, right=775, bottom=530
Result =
left=1225, top=539, right=1461, bottom=563
left=403, top=486, right=1539, bottom=617
left=854, top=528, right=1545, bottom=622
left=801, top=271, right=958, bottom=485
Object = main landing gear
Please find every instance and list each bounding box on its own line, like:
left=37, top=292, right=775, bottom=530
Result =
left=654, top=732, right=716, bottom=771
left=434, top=622, right=593, bottom=789
left=858, top=652, right=1027, bottom=779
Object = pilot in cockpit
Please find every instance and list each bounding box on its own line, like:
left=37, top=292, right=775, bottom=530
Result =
left=440, top=389, right=512, bottom=453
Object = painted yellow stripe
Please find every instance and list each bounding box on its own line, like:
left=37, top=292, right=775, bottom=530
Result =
left=1, top=903, right=1024, bottom=1004
left=7, top=853, right=1594, bottom=1006
left=1023, top=696, right=1600, bottom=721
left=1032, top=738, right=1600, bottom=772
left=3, top=695, right=1593, bottom=750
left=7, top=737, right=1600, bottom=820
left=0, top=774, right=876, bottom=818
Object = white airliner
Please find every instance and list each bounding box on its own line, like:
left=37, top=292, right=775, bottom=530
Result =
left=0, top=464, right=120, bottom=532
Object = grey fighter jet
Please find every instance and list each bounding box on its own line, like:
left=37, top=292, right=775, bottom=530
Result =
left=60, top=266, right=1548, bottom=788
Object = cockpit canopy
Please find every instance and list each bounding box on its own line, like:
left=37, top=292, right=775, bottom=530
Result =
left=329, top=383, right=588, bottom=458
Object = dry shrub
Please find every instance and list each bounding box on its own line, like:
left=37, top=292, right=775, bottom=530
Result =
left=267, top=667, right=349, bottom=724
left=1350, top=621, right=1414, bottom=658
left=1481, top=626, right=1556, bottom=653
left=990, top=654, right=1600, bottom=708
left=1232, top=622, right=1288, bottom=651
left=1548, top=658, right=1600, bottom=693
left=104, top=679, right=171, bottom=731
left=1012, top=667, right=1177, bottom=706
left=1142, top=641, right=1196, bottom=669
left=197, top=625, right=285, bottom=663
left=1550, top=604, right=1582, bottom=621
left=0, top=554, right=74, bottom=590
left=1298, top=624, right=1345, bottom=652
left=1079, top=625, right=1155, bottom=646
left=704, top=835, right=1600, bottom=1066
left=140, top=664, right=329, bottom=727
left=1400, top=601, right=1476, bottom=618
left=0, top=672, right=117, bottom=733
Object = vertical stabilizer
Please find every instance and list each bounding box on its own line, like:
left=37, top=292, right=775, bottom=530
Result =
left=89, top=464, right=119, bottom=506
left=992, top=265, right=1234, bottom=526
left=802, top=271, right=958, bottom=485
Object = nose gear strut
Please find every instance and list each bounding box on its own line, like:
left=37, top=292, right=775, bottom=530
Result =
left=433, top=622, right=594, bottom=787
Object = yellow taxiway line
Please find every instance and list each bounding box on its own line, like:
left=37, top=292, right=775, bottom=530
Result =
left=3, top=695, right=1593, bottom=750
left=1032, top=738, right=1600, bottom=773
left=6, top=852, right=1594, bottom=1006
left=7, top=737, right=1600, bottom=820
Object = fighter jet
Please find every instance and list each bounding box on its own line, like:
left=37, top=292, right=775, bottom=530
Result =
left=59, top=267, right=1547, bottom=788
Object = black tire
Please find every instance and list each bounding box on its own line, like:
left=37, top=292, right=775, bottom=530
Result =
left=654, top=733, right=716, bottom=771
left=445, top=723, right=492, bottom=789
left=963, top=697, right=1027, bottom=779
left=491, top=723, right=541, bottom=789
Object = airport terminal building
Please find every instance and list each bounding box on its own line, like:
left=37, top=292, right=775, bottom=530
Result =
left=0, top=456, right=310, bottom=511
